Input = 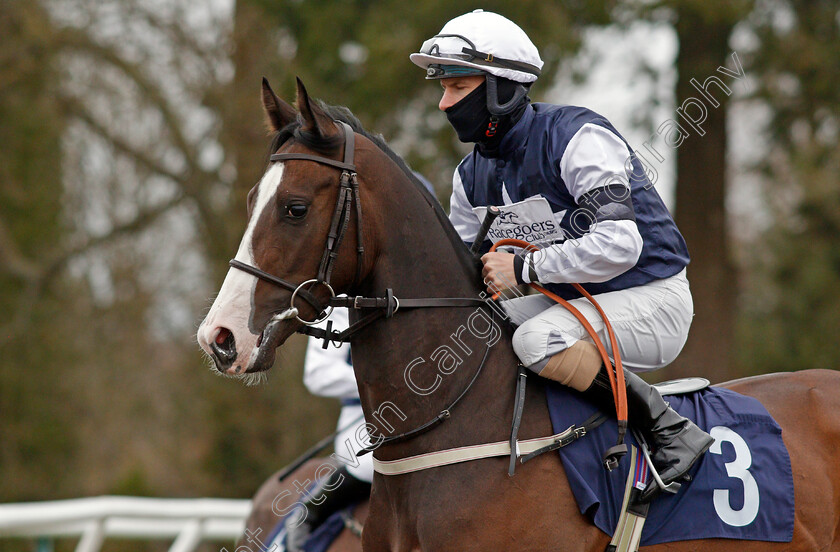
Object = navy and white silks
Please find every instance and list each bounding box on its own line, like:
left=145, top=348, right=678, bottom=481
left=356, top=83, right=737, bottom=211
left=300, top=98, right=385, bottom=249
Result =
left=449, top=103, right=694, bottom=372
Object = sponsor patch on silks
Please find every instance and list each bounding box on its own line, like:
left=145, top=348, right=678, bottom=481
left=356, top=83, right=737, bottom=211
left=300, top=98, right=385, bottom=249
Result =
left=544, top=383, right=794, bottom=545
left=473, top=196, right=565, bottom=245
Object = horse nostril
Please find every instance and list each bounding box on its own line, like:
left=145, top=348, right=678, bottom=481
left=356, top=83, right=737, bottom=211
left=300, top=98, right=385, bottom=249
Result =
left=210, top=327, right=237, bottom=368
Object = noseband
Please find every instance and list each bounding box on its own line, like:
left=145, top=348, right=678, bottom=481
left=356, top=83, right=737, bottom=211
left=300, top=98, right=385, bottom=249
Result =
left=229, top=121, right=364, bottom=325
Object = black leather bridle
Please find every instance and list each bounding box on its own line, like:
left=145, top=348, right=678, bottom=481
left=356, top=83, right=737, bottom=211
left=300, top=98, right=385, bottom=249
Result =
left=228, top=121, right=487, bottom=344
left=230, top=121, right=363, bottom=327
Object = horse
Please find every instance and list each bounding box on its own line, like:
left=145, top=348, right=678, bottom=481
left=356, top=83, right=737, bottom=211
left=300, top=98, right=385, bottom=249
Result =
left=197, top=77, right=840, bottom=551
left=236, top=458, right=366, bottom=551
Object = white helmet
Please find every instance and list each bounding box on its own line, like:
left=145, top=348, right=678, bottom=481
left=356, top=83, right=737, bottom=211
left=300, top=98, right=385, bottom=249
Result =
left=410, top=10, right=543, bottom=84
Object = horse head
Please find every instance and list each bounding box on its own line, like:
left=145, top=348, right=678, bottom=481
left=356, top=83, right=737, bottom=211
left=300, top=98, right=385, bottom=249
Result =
left=197, top=78, right=379, bottom=379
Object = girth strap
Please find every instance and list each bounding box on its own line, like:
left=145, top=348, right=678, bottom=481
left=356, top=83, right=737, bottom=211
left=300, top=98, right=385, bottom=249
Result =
left=371, top=414, right=605, bottom=476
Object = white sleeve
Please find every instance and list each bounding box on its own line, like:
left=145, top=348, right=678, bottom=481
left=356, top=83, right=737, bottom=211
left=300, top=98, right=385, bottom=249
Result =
left=525, top=220, right=643, bottom=284
left=302, top=307, right=359, bottom=399
left=520, top=123, right=643, bottom=284
left=560, top=123, right=633, bottom=201
left=448, top=169, right=481, bottom=243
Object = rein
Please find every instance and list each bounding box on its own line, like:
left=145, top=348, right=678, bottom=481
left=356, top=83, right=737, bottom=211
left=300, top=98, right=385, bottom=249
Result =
left=490, top=239, right=629, bottom=464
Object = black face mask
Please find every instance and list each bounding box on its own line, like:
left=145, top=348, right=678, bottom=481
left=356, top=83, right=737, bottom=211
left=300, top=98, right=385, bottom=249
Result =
left=445, top=79, right=530, bottom=152
left=445, top=81, right=492, bottom=144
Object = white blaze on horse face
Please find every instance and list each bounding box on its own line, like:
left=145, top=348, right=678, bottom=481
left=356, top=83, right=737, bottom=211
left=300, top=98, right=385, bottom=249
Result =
left=197, top=163, right=286, bottom=372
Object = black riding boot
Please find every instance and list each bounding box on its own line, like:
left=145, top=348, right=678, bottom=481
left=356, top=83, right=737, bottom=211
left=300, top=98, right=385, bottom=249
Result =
left=582, top=365, right=714, bottom=501
left=285, top=464, right=371, bottom=552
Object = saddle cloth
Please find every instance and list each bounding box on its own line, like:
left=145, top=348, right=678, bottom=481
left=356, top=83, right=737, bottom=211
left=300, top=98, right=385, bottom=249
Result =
left=544, top=382, right=794, bottom=545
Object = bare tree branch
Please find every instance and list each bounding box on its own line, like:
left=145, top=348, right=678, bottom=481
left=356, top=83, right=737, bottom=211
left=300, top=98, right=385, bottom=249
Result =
left=65, top=99, right=191, bottom=184
left=54, top=26, right=201, bottom=173
left=40, top=192, right=189, bottom=284
left=63, top=98, right=234, bottom=258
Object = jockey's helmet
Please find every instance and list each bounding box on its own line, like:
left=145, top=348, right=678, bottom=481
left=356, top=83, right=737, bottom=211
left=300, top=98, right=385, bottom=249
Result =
left=409, top=10, right=543, bottom=84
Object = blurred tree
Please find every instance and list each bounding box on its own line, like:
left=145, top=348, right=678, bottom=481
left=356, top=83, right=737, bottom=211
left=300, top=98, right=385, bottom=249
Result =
left=736, top=0, right=840, bottom=373
left=583, top=1, right=755, bottom=382
left=0, top=0, right=80, bottom=501
left=0, top=0, right=336, bottom=503
left=667, top=2, right=752, bottom=382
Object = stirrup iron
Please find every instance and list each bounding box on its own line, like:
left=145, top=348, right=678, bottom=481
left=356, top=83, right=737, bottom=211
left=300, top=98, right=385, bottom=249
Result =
left=631, top=428, right=681, bottom=498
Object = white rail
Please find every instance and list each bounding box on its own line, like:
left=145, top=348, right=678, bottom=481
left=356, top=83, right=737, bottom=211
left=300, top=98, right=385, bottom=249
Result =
left=0, top=496, right=251, bottom=552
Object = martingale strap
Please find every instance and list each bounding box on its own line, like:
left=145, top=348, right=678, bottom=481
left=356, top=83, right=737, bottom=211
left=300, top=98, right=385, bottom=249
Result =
left=359, top=336, right=493, bottom=456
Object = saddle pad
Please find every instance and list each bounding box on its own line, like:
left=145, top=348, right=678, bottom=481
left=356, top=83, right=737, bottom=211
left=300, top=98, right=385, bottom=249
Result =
left=544, top=382, right=794, bottom=545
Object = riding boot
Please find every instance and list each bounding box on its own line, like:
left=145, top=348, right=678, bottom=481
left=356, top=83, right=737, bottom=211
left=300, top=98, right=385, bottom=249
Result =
left=581, top=364, right=715, bottom=501
left=284, top=464, right=371, bottom=552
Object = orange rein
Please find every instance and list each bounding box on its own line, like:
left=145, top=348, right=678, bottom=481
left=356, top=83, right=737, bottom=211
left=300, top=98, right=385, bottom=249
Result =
left=488, top=239, right=628, bottom=427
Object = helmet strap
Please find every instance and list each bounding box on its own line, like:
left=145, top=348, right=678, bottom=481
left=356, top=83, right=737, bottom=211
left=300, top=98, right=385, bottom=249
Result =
left=486, top=74, right=529, bottom=116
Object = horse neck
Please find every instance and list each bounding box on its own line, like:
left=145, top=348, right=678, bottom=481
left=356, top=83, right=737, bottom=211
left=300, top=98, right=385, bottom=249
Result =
left=349, top=160, right=527, bottom=459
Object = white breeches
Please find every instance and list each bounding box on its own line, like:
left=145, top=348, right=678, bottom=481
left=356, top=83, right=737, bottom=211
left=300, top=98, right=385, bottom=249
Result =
left=333, top=404, right=374, bottom=483
left=503, top=269, right=693, bottom=373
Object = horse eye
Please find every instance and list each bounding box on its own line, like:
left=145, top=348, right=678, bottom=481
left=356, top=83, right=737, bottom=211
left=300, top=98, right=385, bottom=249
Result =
left=286, top=204, right=308, bottom=218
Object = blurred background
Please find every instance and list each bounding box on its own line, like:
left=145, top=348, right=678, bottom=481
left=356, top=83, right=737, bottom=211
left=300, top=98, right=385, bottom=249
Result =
left=1, top=0, right=838, bottom=548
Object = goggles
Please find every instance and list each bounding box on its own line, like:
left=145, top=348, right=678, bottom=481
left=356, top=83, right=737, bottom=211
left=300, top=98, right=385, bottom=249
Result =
left=418, top=33, right=541, bottom=78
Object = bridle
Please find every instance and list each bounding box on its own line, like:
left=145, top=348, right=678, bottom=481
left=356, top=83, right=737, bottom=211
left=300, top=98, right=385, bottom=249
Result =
left=227, top=119, right=492, bottom=450
left=229, top=121, right=362, bottom=325
left=228, top=120, right=487, bottom=343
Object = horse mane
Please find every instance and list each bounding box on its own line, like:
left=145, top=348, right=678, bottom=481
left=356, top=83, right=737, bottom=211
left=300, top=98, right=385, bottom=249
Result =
left=269, top=100, right=482, bottom=278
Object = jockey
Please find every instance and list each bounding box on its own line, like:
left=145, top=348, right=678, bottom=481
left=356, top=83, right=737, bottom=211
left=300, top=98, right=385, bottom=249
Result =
left=411, top=10, right=714, bottom=499
left=285, top=307, right=373, bottom=551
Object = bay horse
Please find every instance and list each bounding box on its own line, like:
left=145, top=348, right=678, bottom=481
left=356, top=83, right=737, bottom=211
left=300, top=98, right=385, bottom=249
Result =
left=198, top=78, right=840, bottom=551
left=237, top=459, right=366, bottom=551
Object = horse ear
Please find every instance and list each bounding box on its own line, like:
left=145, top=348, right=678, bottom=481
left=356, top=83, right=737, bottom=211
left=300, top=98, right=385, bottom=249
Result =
left=262, top=77, right=296, bottom=131
left=296, top=77, right=333, bottom=136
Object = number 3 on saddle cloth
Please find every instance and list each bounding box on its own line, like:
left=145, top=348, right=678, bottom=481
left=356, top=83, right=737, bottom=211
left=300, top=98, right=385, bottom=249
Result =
left=546, top=383, right=794, bottom=545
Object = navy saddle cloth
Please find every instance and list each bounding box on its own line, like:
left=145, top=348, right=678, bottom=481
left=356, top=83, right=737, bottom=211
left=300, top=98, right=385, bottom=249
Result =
left=545, top=382, right=794, bottom=545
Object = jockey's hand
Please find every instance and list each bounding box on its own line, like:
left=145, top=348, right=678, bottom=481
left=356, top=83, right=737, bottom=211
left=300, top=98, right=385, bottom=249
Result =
left=480, top=252, right=518, bottom=294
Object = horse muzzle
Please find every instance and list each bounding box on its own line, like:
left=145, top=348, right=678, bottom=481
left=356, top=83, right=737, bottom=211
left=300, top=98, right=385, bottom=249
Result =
left=246, top=308, right=300, bottom=373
